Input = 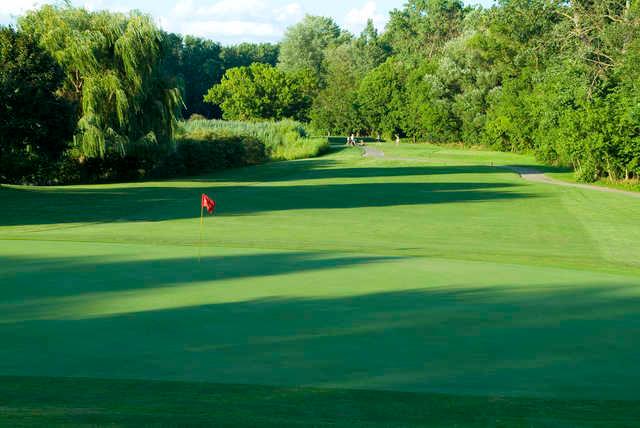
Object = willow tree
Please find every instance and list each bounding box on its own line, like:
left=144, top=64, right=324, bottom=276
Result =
left=19, top=5, right=181, bottom=157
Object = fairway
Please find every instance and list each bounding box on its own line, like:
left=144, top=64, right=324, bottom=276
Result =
left=2, top=143, right=640, bottom=426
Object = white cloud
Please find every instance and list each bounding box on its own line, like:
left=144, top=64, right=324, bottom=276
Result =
left=1, top=0, right=395, bottom=45
left=82, top=0, right=132, bottom=14
left=274, top=2, right=303, bottom=23
left=81, top=0, right=106, bottom=10
left=200, top=0, right=267, bottom=18
left=0, top=0, right=55, bottom=26
left=172, top=0, right=194, bottom=17
left=344, top=1, right=387, bottom=35
left=172, top=0, right=270, bottom=20
left=0, top=0, right=42, bottom=15
left=172, top=20, right=278, bottom=38
left=162, top=0, right=304, bottom=43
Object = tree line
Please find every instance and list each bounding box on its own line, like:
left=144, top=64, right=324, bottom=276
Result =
left=0, top=4, right=278, bottom=183
left=1, top=1, right=639, bottom=184
left=209, top=1, right=640, bottom=183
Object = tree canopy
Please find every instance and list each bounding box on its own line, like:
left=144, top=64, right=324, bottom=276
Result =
left=278, top=15, right=347, bottom=83
left=0, top=26, right=75, bottom=182
left=19, top=5, right=181, bottom=157
left=205, top=63, right=316, bottom=122
left=310, top=20, right=390, bottom=134
left=4, top=0, right=640, bottom=184
left=306, top=0, right=640, bottom=182
left=161, top=37, right=280, bottom=119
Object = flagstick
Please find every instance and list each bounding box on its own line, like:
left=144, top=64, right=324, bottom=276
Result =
left=199, top=204, right=204, bottom=263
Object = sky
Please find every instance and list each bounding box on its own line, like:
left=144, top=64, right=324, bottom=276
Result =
left=1, top=0, right=494, bottom=45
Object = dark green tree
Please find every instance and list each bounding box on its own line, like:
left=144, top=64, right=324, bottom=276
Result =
left=357, top=58, right=407, bottom=136
left=181, top=36, right=224, bottom=118
left=220, top=43, right=279, bottom=69
left=402, top=61, right=459, bottom=142
left=0, top=26, right=75, bottom=182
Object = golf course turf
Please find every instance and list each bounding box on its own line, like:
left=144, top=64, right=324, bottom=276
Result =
left=1, top=143, right=639, bottom=426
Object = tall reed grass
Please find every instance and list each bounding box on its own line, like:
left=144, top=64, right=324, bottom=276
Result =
left=179, top=119, right=329, bottom=161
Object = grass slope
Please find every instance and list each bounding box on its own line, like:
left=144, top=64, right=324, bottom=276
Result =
left=1, top=143, right=639, bottom=426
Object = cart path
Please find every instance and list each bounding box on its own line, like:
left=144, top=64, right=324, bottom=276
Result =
left=362, top=146, right=385, bottom=158
left=502, top=166, right=640, bottom=198
left=362, top=146, right=640, bottom=198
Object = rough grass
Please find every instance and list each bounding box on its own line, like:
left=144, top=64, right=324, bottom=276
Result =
left=180, top=119, right=329, bottom=161
left=1, top=142, right=639, bottom=426
left=548, top=171, right=640, bottom=193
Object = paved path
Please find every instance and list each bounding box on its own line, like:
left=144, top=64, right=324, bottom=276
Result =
left=362, top=146, right=385, bottom=158
left=502, top=166, right=640, bottom=198
left=363, top=146, right=640, bottom=198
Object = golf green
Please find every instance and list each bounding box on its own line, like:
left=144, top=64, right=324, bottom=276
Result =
left=1, top=143, right=639, bottom=426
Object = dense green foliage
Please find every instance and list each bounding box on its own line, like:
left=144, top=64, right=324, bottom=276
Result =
left=0, top=5, right=283, bottom=184
left=204, top=63, right=316, bottom=122
left=162, top=36, right=279, bottom=118
left=208, top=19, right=390, bottom=132
left=54, top=132, right=266, bottom=184
left=19, top=5, right=182, bottom=158
left=277, top=15, right=347, bottom=82
left=221, top=42, right=280, bottom=69
left=0, top=27, right=75, bottom=183
left=13, top=119, right=326, bottom=184
left=384, top=0, right=468, bottom=62
left=310, top=21, right=390, bottom=134
left=161, top=34, right=224, bottom=119
left=279, top=0, right=638, bottom=183
left=4, top=1, right=640, bottom=185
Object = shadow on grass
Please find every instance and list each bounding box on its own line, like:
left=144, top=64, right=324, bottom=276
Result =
left=2, top=375, right=638, bottom=427
left=506, top=163, right=573, bottom=174
left=192, top=159, right=515, bottom=183
left=0, top=178, right=533, bottom=226
left=248, top=164, right=511, bottom=182
left=0, top=251, right=397, bottom=301
left=1, top=249, right=640, bottom=402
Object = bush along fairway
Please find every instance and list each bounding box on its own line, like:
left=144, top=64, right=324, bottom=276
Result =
left=1, top=143, right=640, bottom=426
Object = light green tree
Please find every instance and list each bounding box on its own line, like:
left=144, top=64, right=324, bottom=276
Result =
left=310, top=20, right=389, bottom=134
left=278, top=15, right=347, bottom=82
left=384, top=0, right=468, bottom=61
left=205, top=63, right=316, bottom=121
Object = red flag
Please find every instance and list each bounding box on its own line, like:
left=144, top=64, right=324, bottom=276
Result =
left=201, top=193, right=216, bottom=214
